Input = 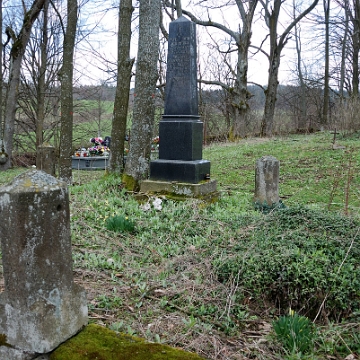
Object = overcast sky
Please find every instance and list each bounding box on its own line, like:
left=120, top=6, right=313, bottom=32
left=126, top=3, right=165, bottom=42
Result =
left=77, top=0, right=325, bottom=88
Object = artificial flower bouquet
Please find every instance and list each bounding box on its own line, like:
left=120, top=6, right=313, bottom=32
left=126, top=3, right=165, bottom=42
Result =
left=74, top=137, right=110, bottom=157
left=88, top=137, right=110, bottom=156
left=151, top=136, right=159, bottom=151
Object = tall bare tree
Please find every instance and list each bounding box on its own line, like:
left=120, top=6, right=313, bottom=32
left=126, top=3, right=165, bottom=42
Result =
left=0, top=0, right=47, bottom=170
left=350, top=0, right=360, bottom=97
left=259, top=0, right=319, bottom=137
left=109, top=0, right=134, bottom=175
left=0, top=0, right=3, bottom=160
left=322, top=0, right=330, bottom=125
left=293, top=4, right=307, bottom=131
left=123, top=0, right=161, bottom=190
left=339, top=0, right=350, bottom=99
left=59, top=0, right=78, bottom=182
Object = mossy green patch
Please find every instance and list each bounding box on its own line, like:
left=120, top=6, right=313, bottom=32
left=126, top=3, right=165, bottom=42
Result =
left=122, top=173, right=140, bottom=192
left=50, top=324, right=204, bottom=360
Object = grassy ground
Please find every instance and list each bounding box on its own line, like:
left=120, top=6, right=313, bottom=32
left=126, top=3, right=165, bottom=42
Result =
left=0, top=132, right=359, bottom=359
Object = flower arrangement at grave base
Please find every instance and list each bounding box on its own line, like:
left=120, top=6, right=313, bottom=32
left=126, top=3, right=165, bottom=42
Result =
left=88, top=137, right=110, bottom=156
left=151, top=136, right=159, bottom=151
left=74, top=137, right=110, bottom=157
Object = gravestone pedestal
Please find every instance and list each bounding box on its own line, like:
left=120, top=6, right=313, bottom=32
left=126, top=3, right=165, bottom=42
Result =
left=150, top=115, right=210, bottom=184
left=0, top=170, right=88, bottom=358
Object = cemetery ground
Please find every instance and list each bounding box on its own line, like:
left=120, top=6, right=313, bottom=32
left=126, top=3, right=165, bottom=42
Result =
left=1, top=132, right=360, bottom=359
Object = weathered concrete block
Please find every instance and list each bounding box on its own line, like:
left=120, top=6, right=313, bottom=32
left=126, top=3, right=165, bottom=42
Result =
left=0, top=170, right=88, bottom=355
left=254, top=156, right=280, bottom=206
left=140, top=179, right=217, bottom=198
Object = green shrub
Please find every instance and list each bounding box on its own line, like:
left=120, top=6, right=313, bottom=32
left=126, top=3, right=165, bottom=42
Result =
left=214, top=206, right=360, bottom=320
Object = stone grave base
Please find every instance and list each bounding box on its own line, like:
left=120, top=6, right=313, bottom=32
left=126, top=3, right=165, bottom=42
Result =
left=140, top=179, right=218, bottom=200
left=0, top=284, right=88, bottom=357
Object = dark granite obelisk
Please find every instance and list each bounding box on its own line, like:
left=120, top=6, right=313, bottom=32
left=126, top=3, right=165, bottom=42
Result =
left=150, top=16, right=211, bottom=183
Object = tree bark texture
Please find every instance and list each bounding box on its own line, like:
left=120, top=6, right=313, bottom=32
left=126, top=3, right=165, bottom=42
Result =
left=0, top=0, right=2, bottom=152
left=59, top=0, right=78, bottom=183
left=351, top=0, right=360, bottom=97
left=294, top=3, right=307, bottom=131
left=231, top=0, right=258, bottom=139
left=340, top=0, right=349, bottom=99
left=36, top=0, right=49, bottom=168
left=322, top=0, right=330, bottom=125
left=0, top=0, right=47, bottom=171
left=109, top=0, right=134, bottom=175
left=124, top=0, right=160, bottom=189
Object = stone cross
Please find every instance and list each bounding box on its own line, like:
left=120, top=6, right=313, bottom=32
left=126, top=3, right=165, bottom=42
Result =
left=149, top=16, right=211, bottom=183
left=0, top=170, right=88, bottom=358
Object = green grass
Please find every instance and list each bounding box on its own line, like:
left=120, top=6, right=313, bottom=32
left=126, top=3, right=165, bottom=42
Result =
left=1, top=132, right=360, bottom=360
left=205, top=133, right=360, bottom=213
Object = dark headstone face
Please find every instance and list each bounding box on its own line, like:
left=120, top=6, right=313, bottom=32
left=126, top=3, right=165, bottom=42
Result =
left=164, top=16, right=198, bottom=116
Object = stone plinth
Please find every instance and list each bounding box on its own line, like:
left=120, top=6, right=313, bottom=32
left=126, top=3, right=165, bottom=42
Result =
left=159, top=116, right=203, bottom=160
left=254, top=156, right=280, bottom=206
left=141, top=179, right=217, bottom=199
left=150, top=159, right=210, bottom=184
left=0, top=170, right=88, bottom=356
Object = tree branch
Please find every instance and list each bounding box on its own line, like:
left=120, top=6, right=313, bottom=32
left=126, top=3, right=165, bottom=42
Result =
left=164, top=0, right=240, bottom=42
left=278, top=0, right=320, bottom=50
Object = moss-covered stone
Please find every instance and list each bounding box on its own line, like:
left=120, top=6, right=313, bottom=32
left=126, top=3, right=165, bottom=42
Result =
left=50, top=324, right=204, bottom=360
left=122, top=173, right=140, bottom=192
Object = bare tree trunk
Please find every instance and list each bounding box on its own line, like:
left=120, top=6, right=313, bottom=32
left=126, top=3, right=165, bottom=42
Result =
left=261, top=52, right=281, bottom=136
left=109, top=0, right=134, bottom=175
left=351, top=0, right=360, bottom=97
left=59, top=0, right=78, bottom=183
left=0, top=0, right=2, bottom=153
left=340, top=0, right=349, bottom=100
left=259, top=0, right=319, bottom=137
left=123, top=0, right=160, bottom=190
left=0, top=0, right=46, bottom=171
left=175, top=0, right=182, bottom=18
left=322, top=0, right=330, bottom=126
left=230, top=24, right=254, bottom=139
left=294, top=18, right=307, bottom=131
left=36, top=0, right=49, bottom=167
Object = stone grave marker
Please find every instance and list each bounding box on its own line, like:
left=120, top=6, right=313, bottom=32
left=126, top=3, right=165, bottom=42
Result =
left=0, top=170, right=88, bottom=359
left=254, top=156, right=280, bottom=208
left=142, top=17, right=217, bottom=199
left=148, top=16, right=212, bottom=184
